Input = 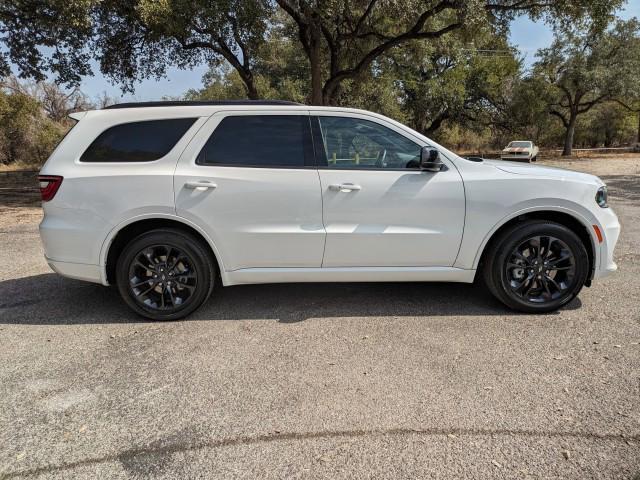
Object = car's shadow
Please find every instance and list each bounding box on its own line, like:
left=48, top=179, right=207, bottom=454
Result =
left=0, top=273, right=581, bottom=325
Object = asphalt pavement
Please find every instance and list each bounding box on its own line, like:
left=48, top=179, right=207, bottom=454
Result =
left=0, top=162, right=638, bottom=479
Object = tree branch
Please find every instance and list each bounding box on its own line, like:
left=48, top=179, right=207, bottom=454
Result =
left=549, top=109, right=569, bottom=128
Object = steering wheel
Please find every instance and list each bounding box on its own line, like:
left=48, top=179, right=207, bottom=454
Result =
left=375, top=149, right=387, bottom=168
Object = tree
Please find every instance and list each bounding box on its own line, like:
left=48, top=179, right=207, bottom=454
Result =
left=384, top=31, right=521, bottom=137
left=93, top=0, right=272, bottom=98
left=274, top=0, right=624, bottom=105
left=0, top=77, right=93, bottom=166
left=1, top=76, right=93, bottom=122
left=0, top=87, right=67, bottom=165
left=1, top=0, right=625, bottom=104
left=0, top=0, right=94, bottom=86
left=533, top=19, right=640, bottom=155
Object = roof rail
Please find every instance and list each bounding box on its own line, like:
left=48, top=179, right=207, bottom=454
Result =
left=103, top=100, right=304, bottom=110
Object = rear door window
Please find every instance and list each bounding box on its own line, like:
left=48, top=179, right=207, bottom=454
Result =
left=197, top=115, right=314, bottom=168
left=80, top=118, right=197, bottom=162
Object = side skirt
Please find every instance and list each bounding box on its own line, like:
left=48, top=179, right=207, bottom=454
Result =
left=223, top=266, right=476, bottom=286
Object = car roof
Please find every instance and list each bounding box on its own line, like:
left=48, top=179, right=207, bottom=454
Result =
left=78, top=101, right=395, bottom=122
left=103, top=100, right=303, bottom=109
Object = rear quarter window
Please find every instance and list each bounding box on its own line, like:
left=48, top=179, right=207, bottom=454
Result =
left=80, top=118, right=197, bottom=162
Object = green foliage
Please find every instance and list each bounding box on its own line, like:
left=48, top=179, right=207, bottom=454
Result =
left=0, top=0, right=95, bottom=85
left=0, top=81, right=75, bottom=167
left=383, top=31, right=521, bottom=138
left=530, top=18, right=640, bottom=154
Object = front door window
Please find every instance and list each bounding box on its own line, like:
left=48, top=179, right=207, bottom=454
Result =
left=316, top=116, right=421, bottom=169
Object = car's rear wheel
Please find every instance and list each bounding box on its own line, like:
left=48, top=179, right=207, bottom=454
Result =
left=483, top=221, right=589, bottom=313
left=116, top=228, right=215, bottom=320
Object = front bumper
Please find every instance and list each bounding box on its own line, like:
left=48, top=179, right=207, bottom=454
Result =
left=593, top=207, right=620, bottom=279
left=501, top=154, right=532, bottom=161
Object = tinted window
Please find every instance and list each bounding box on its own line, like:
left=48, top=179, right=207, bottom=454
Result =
left=80, top=118, right=197, bottom=162
left=316, top=116, right=421, bottom=169
left=197, top=115, right=311, bottom=167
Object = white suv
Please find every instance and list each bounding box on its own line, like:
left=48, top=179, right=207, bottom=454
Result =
left=38, top=101, right=620, bottom=320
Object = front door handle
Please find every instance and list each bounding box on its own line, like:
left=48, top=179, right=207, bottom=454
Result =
left=185, top=181, right=217, bottom=191
left=329, top=183, right=362, bottom=193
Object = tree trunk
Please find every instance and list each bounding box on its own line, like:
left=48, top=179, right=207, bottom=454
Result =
left=245, top=80, right=259, bottom=100
left=238, top=70, right=259, bottom=100
left=562, top=112, right=578, bottom=156
left=308, top=25, right=323, bottom=106
left=637, top=111, right=640, bottom=144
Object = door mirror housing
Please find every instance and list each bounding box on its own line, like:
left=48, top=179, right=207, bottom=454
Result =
left=420, top=147, right=444, bottom=172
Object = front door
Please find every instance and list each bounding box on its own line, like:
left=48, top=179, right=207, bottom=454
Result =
left=313, top=113, right=465, bottom=267
left=174, top=111, right=325, bottom=271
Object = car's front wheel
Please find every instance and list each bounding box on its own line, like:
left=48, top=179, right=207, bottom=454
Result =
left=483, top=221, right=589, bottom=313
left=116, top=228, right=215, bottom=320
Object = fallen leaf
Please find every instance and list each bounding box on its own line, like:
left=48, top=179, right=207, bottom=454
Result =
left=562, top=450, right=570, bottom=460
left=491, top=460, right=502, bottom=468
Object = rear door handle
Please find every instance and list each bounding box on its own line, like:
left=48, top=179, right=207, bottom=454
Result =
left=185, top=181, right=217, bottom=191
left=329, top=183, right=362, bottom=192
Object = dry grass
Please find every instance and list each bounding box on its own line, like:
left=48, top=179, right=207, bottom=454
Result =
left=0, top=162, right=40, bottom=172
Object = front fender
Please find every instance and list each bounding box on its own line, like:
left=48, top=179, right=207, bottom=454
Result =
left=455, top=199, right=601, bottom=271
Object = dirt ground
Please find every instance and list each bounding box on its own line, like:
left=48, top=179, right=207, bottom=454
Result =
left=0, top=156, right=639, bottom=479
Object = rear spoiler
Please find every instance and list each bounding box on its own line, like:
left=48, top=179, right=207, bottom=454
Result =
left=68, top=111, right=87, bottom=122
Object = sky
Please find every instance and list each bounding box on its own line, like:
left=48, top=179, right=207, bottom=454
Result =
left=11, top=1, right=640, bottom=102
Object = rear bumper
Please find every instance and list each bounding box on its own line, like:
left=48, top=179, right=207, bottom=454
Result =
left=46, top=257, right=103, bottom=284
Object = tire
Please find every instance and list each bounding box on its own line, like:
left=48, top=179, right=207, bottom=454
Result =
left=531, top=156, right=537, bottom=162
left=116, top=228, right=215, bottom=320
left=482, top=220, right=589, bottom=313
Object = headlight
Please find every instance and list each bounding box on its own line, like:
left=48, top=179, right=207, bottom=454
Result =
left=595, top=186, right=608, bottom=208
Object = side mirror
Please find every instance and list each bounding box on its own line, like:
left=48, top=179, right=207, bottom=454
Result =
left=420, top=146, right=444, bottom=172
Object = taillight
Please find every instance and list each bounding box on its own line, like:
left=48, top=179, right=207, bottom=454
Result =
left=38, top=175, right=63, bottom=202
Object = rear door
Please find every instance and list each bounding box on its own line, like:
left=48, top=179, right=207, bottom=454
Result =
left=174, top=111, right=325, bottom=271
left=312, top=113, right=465, bottom=267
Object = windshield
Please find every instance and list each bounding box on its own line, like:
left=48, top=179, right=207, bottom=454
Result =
left=508, top=141, right=531, bottom=148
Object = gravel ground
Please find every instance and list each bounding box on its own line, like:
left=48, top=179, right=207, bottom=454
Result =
left=0, top=158, right=639, bottom=479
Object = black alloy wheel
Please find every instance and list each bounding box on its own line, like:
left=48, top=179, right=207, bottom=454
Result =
left=128, top=244, right=198, bottom=311
left=505, top=235, right=576, bottom=304
left=483, top=220, right=589, bottom=313
left=116, top=229, right=215, bottom=320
